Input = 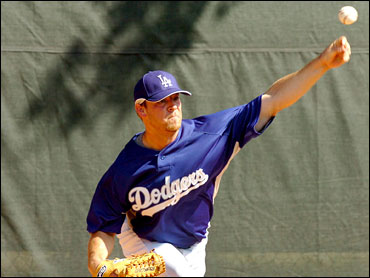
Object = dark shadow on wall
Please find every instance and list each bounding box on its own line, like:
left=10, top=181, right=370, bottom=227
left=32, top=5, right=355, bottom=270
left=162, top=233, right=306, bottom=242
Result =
left=25, top=1, right=238, bottom=138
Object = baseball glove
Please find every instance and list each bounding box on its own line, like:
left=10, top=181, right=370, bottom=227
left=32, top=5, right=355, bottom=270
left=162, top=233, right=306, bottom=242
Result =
left=93, top=249, right=166, bottom=277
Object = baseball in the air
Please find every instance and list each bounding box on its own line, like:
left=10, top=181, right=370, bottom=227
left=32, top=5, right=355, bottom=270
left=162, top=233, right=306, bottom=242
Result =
left=338, top=6, right=358, bottom=25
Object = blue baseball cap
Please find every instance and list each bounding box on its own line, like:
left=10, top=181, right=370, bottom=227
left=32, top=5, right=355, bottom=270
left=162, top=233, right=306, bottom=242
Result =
left=134, top=70, right=192, bottom=104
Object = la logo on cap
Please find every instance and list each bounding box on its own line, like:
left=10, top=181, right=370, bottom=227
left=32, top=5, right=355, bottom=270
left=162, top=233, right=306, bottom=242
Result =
left=157, top=74, right=172, bottom=88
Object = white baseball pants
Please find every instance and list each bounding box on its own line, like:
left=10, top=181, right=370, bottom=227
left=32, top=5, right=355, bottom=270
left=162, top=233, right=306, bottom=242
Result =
left=117, top=218, right=209, bottom=277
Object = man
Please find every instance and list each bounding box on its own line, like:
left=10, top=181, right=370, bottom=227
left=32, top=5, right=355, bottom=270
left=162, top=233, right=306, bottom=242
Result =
left=87, top=36, right=351, bottom=277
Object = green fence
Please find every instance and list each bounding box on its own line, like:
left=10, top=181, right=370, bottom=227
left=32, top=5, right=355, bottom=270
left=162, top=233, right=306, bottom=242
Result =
left=1, top=1, right=368, bottom=276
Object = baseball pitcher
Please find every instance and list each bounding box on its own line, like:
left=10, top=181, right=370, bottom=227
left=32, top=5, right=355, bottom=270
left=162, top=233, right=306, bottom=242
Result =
left=86, top=36, right=351, bottom=277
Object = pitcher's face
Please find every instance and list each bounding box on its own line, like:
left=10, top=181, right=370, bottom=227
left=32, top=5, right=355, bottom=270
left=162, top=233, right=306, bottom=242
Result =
left=144, top=94, right=182, bottom=132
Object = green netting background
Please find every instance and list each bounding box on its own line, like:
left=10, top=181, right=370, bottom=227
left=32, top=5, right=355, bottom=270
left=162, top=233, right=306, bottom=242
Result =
left=1, top=1, right=369, bottom=277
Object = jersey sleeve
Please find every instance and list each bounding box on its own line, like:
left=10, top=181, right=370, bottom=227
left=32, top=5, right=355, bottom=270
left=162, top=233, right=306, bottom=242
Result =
left=233, top=94, right=274, bottom=148
left=86, top=166, right=126, bottom=234
left=193, top=94, right=274, bottom=149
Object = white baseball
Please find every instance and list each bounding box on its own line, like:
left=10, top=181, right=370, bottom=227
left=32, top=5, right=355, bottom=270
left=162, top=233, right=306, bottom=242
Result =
left=338, top=6, right=358, bottom=25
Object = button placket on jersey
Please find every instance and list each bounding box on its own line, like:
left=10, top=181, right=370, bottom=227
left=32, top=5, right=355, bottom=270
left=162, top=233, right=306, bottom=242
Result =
left=157, top=151, right=171, bottom=168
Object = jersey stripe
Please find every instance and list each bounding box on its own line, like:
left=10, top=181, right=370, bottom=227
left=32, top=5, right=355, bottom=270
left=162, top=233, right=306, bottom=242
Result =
left=213, top=142, right=241, bottom=203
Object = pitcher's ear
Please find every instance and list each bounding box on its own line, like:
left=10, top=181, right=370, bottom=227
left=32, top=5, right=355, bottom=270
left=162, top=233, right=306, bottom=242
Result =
left=135, top=102, right=147, bottom=118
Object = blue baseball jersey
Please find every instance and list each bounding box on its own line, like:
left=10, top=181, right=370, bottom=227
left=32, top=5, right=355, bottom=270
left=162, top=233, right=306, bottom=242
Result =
left=86, top=94, right=274, bottom=248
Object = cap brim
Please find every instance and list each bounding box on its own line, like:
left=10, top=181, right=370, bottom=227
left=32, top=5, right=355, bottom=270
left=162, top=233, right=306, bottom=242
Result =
left=135, top=90, right=191, bottom=105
